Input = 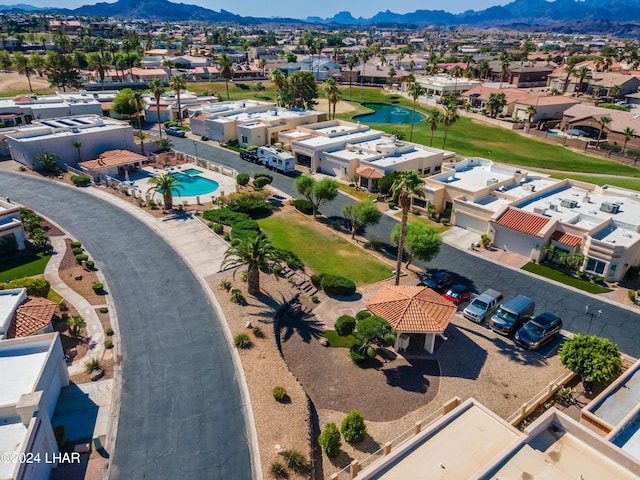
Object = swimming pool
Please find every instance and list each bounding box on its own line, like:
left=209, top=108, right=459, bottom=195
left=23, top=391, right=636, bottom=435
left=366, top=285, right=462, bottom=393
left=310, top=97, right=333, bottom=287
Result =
left=181, top=168, right=202, bottom=176
left=160, top=172, right=219, bottom=196
left=353, top=102, right=426, bottom=124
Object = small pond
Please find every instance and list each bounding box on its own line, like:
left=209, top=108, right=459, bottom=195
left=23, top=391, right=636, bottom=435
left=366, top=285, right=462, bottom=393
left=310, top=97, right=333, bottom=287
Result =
left=353, top=102, right=425, bottom=124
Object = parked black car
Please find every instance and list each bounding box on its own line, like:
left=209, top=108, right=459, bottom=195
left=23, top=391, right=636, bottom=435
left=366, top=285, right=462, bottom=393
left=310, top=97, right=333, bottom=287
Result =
left=419, top=271, right=454, bottom=292
left=240, top=149, right=259, bottom=162
left=514, top=312, right=563, bottom=350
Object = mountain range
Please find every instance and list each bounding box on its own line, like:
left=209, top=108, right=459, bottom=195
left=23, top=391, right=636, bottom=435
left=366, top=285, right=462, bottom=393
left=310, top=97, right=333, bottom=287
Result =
left=1, top=0, right=640, bottom=33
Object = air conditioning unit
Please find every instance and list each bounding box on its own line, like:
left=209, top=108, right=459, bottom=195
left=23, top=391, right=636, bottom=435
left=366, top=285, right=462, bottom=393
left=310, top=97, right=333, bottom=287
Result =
left=600, top=202, right=620, bottom=214
left=533, top=206, right=547, bottom=215
left=560, top=198, right=578, bottom=208
left=486, top=178, right=499, bottom=186
left=549, top=204, right=558, bottom=211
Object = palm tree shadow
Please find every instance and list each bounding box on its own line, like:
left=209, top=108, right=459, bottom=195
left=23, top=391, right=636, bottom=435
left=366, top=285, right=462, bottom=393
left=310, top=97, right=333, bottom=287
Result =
left=280, top=314, right=324, bottom=344
left=249, top=291, right=294, bottom=323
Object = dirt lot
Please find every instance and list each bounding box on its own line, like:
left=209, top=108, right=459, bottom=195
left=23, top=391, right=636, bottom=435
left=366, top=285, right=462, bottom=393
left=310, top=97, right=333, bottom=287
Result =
left=0, top=70, right=53, bottom=95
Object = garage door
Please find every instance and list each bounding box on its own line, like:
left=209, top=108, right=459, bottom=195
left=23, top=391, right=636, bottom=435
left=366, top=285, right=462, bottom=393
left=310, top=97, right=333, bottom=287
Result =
left=455, top=213, right=487, bottom=233
left=494, top=229, right=535, bottom=258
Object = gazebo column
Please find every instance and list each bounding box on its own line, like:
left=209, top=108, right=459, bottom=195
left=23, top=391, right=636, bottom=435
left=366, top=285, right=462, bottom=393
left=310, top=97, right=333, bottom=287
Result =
left=424, top=333, right=436, bottom=354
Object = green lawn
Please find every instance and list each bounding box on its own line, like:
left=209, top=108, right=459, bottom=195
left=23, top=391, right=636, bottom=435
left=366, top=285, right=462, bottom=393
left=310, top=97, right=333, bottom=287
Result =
left=47, top=287, right=62, bottom=303
left=0, top=253, right=53, bottom=282
left=548, top=173, right=640, bottom=191
left=258, top=214, right=393, bottom=285
left=337, top=184, right=377, bottom=201
left=322, top=330, right=362, bottom=348
left=394, top=211, right=450, bottom=234
left=521, top=263, right=612, bottom=294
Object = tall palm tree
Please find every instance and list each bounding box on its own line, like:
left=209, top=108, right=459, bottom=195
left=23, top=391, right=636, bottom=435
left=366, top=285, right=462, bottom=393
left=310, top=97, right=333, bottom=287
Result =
left=129, top=90, right=146, bottom=154
left=359, top=49, right=370, bottom=100
left=269, top=68, right=286, bottom=92
left=477, top=59, right=490, bottom=80
left=609, top=84, right=622, bottom=101
left=13, top=52, right=33, bottom=92
left=575, top=66, right=592, bottom=93
left=169, top=74, right=187, bottom=125
left=623, top=127, right=636, bottom=153
left=388, top=66, right=396, bottom=88
left=322, top=78, right=341, bottom=120
left=563, top=63, right=576, bottom=93
left=450, top=64, right=464, bottom=96
left=525, top=105, right=537, bottom=124
left=73, top=141, right=82, bottom=163
left=391, top=172, right=425, bottom=285
left=216, top=54, right=234, bottom=100
left=426, top=109, right=441, bottom=147
left=146, top=172, right=184, bottom=210
left=596, top=115, right=612, bottom=145
left=222, top=233, right=281, bottom=296
left=149, top=79, right=165, bottom=138
left=347, top=54, right=358, bottom=99
left=441, top=103, right=458, bottom=150
left=408, top=81, right=425, bottom=142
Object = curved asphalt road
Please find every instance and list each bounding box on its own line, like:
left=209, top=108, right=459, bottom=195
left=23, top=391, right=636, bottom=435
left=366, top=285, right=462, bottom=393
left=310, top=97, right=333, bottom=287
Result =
left=171, top=137, right=640, bottom=356
left=0, top=172, right=252, bottom=479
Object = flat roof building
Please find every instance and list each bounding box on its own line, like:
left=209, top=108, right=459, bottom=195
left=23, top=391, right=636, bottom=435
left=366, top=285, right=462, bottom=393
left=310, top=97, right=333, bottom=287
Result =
left=0, top=198, right=27, bottom=254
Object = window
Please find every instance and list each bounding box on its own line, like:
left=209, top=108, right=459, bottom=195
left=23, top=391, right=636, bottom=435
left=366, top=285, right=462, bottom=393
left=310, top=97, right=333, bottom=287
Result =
left=241, top=136, right=248, bottom=144
left=610, top=264, right=617, bottom=274
left=434, top=165, right=442, bottom=173
left=424, top=167, right=431, bottom=174
left=585, top=258, right=606, bottom=275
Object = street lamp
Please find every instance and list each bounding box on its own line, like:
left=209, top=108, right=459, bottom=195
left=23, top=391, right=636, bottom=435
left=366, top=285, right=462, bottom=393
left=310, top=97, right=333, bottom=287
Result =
left=585, top=304, right=603, bottom=334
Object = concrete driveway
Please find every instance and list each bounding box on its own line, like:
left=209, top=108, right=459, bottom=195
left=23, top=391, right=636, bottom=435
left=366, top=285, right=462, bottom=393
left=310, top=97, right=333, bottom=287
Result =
left=0, top=172, right=252, bottom=479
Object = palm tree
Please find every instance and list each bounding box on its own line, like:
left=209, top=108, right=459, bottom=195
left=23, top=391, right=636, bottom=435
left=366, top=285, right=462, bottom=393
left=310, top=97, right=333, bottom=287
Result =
left=575, top=66, right=592, bottom=93
left=563, top=64, right=576, bottom=93
left=169, top=75, right=187, bottom=125
left=259, top=58, right=266, bottom=76
left=388, top=66, right=396, bottom=88
left=441, top=103, right=458, bottom=150
left=623, top=127, right=636, bottom=153
left=359, top=49, right=370, bottom=100
left=347, top=54, right=358, bottom=99
left=477, top=59, right=490, bottom=80
left=596, top=115, right=612, bottom=145
left=36, top=152, right=59, bottom=173
left=222, top=233, right=281, bottom=296
left=157, top=138, right=173, bottom=152
left=391, top=171, right=425, bottom=285
left=129, top=90, right=146, bottom=154
left=408, top=81, right=425, bottom=142
left=66, top=315, right=86, bottom=338
left=609, top=84, right=622, bottom=101
left=450, top=64, right=464, bottom=96
left=525, top=105, right=537, bottom=124
left=149, top=79, right=165, bottom=138
left=73, top=141, right=82, bottom=163
left=425, top=109, right=441, bottom=147
left=147, top=172, right=184, bottom=210
left=216, top=54, right=234, bottom=100
left=499, top=59, right=510, bottom=88
left=322, top=78, right=341, bottom=120
left=13, top=52, right=33, bottom=92
left=269, top=69, right=286, bottom=93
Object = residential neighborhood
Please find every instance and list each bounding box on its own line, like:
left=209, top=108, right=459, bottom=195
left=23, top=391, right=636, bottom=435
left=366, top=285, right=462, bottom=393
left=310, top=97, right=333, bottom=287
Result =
left=1, top=3, right=640, bottom=480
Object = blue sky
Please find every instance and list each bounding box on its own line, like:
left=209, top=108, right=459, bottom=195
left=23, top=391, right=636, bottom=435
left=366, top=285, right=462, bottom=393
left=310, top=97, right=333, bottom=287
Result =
left=0, top=0, right=511, bottom=17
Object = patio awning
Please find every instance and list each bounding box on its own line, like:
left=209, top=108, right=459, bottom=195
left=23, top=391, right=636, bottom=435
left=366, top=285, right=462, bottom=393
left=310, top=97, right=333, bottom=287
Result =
left=356, top=167, right=384, bottom=179
left=366, top=285, right=457, bottom=334
left=79, top=150, right=147, bottom=171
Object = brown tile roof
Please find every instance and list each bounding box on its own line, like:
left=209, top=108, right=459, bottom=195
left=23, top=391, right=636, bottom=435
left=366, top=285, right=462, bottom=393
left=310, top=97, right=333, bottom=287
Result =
left=462, top=85, right=531, bottom=104
left=551, top=230, right=583, bottom=247
left=356, top=166, right=384, bottom=179
left=7, top=296, right=56, bottom=338
left=80, top=150, right=147, bottom=170
left=366, top=285, right=457, bottom=333
left=495, top=208, right=550, bottom=238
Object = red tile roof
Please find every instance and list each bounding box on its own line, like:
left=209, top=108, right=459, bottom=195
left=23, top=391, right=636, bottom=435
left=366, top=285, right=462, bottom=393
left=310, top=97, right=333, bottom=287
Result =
left=495, top=208, right=550, bottom=238
left=356, top=167, right=384, bottom=179
left=80, top=150, right=147, bottom=170
left=551, top=230, right=583, bottom=247
left=366, top=285, right=457, bottom=333
left=7, top=296, right=56, bottom=338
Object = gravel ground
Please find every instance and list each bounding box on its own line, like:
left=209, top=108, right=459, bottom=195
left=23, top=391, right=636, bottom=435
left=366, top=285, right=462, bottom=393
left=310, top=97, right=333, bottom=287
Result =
left=210, top=272, right=313, bottom=479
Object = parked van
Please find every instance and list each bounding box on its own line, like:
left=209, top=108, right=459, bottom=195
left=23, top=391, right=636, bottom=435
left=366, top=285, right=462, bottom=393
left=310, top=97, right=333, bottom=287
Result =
left=463, top=289, right=503, bottom=323
left=489, top=295, right=535, bottom=336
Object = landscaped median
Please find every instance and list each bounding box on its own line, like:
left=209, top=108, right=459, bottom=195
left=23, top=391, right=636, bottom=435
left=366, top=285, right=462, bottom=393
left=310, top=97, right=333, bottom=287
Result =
left=522, top=262, right=613, bottom=294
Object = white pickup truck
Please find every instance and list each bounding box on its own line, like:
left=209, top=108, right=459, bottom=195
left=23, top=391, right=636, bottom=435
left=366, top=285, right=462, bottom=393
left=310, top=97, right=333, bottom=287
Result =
left=463, top=289, right=503, bottom=324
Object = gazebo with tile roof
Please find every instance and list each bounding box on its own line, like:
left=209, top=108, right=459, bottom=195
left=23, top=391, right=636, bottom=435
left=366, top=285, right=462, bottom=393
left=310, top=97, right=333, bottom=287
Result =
left=366, top=285, right=457, bottom=353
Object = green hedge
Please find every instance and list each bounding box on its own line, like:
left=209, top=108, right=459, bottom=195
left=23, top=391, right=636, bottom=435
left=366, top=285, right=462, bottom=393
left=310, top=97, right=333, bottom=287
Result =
left=320, top=274, right=356, bottom=296
left=0, top=277, right=50, bottom=297
left=71, top=175, right=92, bottom=187
left=335, top=315, right=356, bottom=336
left=227, top=199, right=271, bottom=217
left=253, top=176, right=272, bottom=190
left=203, top=208, right=251, bottom=226
left=254, top=172, right=273, bottom=182
left=211, top=223, right=224, bottom=234
left=356, top=310, right=371, bottom=321
left=75, top=253, right=89, bottom=264
left=292, top=199, right=314, bottom=215
left=231, top=219, right=261, bottom=240
left=274, top=248, right=304, bottom=269
left=70, top=241, right=82, bottom=249
left=236, top=173, right=250, bottom=186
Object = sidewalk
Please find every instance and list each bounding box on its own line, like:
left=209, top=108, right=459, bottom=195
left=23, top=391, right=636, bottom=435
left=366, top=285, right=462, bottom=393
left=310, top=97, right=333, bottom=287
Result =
left=45, top=236, right=105, bottom=375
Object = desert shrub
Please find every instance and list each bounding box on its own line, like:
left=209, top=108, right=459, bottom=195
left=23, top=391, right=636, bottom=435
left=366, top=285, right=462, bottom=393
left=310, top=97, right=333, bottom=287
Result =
left=598, top=142, right=623, bottom=153
left=629, top=290, right=637, bottom=301
left=227, top=199, right=271, bottom=217
left=481, top=233, right=491, bottom=248
left=71, top=175, right=92, bottom=186
left=272, top=385, right=287, bottom=401
left=356, top=310, right=371, bottom=321
left=254, top=172, right=273, bottom=182
left=104, top=339, right=114, bottom=349
left=292, top=199, right=314, bottom=215
left=387, top=201, right=396, bottom=209
left=270, top=461, right=287, bottom=479
left=311, top=295, right=319, bottom=303
left=219, top=279, right=232, bottom=291
left=253, top=176, right=272, bottom=190
left=318, top=422, right=341, bottom=457
left=230, top=288, right=246, bottom=304
left=92, top=283, right=104, bottom=293
left=234, top=333, right=251, bottom=348
left=236, top=173, right=250, bottom=186
left=626, top=149, right=640, bottom=157
left=320, top=274, right=356, bottom=296
left=335, top=315, right=356, bottom=336
left=70, top=241, right=82, bottom=248
left=282, top=449, right=307, bottom=473
left=364, top=241, right=381, bottom=251
left=105, top=326, right=114, bottom=335
left=253, top=326, right=264, bottom=338
left=201, top=135, right=209, bottom=141
left=75, top=253, right=89, bottom=264
left=341, top=410, right=367, bottom=443
left=99, top=307, right=109, bottom=314
left=147, top=198, right=157, bottom=209
left=0, top=277, right=50, bottom=297
left=349, top=344, right=368, bottom=363
left=71, top=247, right=83, bottom=255
left=85, top=358, right=102, bottom=373
left=85, top=260, right=95, bottom=269
left=203, top=208, right=250, bottom=226
left=212, top=223, right=224, bottom=234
